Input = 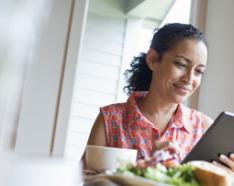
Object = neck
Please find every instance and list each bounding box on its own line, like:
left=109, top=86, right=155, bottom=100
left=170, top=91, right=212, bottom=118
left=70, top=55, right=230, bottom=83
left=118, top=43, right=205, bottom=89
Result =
left=137, top=90, right=178, bottom=131
left=138, top=91, right=178, bottom=115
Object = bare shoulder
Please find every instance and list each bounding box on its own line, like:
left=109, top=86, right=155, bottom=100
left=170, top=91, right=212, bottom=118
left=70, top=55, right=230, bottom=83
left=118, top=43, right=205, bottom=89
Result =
left=87, top=112, right=107, bottom=146
left=203, top=114, right=214, bottom=131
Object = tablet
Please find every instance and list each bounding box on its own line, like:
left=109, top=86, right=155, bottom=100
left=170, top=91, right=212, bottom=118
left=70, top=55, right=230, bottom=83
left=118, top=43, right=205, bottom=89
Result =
left=182, top=111, right=234, bottom=163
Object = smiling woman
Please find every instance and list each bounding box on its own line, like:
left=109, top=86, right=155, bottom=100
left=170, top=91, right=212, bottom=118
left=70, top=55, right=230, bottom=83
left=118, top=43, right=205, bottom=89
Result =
left=86, top=23, right=234, bottom=174
left=88, top=23, right=211, bottom=164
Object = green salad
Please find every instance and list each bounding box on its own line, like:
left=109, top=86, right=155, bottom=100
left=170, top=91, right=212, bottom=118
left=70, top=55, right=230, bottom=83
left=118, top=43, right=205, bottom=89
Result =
left=117, top=163, right=200, bottom=186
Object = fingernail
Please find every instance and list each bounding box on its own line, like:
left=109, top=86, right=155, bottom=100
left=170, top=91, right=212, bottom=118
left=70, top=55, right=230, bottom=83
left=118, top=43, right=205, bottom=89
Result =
left=220, top=154, right=226, bottom=160
left=230, top=153, right=234, bottom=158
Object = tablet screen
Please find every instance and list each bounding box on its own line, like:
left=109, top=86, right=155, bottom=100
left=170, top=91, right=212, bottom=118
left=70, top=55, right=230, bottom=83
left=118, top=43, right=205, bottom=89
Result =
left=182, top=111, right=234, bottom=163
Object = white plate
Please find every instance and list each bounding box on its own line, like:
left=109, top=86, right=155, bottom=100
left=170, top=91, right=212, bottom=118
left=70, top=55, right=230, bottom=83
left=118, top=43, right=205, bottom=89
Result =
left=85, top=172, right=172, bottom=186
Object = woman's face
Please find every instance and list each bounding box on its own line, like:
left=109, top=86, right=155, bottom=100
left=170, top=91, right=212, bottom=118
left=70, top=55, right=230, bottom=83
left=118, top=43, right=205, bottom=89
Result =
left=151, top=38, right=208, bottom=103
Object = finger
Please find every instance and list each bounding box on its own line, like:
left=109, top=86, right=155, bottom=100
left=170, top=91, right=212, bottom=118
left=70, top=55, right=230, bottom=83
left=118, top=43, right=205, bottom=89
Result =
left=157, top=141, right=180, bottom=154
left=153, top=141, right=180, bottom=154
left=159, top=141, right=170, bottom=149
left=212, top=160, right=227, bottom=168
left=136, top=159, right=148, bottom=169
left=153, top=141, right=167, bottom=151
left=229, top=153, right=234, bottom=161
left=219, top=154, right=234, bottom=171
left=212, top=161, right=234, bottom=174
left=163, top=142, right=180, bottom=154
left=154, top=141, right=171, bottom=150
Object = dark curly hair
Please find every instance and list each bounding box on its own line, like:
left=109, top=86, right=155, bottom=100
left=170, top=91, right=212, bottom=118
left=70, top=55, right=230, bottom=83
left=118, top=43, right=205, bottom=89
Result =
left=124, top=23, right=208, bottom=95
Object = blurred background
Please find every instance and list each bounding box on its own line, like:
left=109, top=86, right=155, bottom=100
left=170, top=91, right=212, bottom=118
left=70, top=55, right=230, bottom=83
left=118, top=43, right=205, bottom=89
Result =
left=0, top=0, right=55, bottom=151
left=0, top=1, right=234, bottom=182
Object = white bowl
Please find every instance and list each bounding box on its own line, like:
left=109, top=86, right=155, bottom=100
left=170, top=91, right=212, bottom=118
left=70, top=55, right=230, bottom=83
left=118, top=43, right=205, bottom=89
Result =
left=85, top=145, right=137, bottom=172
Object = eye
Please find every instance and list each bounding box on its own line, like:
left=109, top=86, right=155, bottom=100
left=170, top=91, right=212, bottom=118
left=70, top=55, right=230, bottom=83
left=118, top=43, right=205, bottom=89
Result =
left=195, top=69, right=205, bottom=76
left=174, top=61, right=187, bottom=68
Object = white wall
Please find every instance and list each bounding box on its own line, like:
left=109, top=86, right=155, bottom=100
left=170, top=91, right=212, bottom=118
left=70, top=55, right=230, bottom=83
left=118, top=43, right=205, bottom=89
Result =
left=64, top=10, right=127, bottom=160
left=198, top=0, right=234, bottom=119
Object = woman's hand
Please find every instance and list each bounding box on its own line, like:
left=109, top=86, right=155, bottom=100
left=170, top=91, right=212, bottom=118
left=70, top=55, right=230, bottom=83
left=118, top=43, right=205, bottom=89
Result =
left=153, top=141, right=181, bottom=167
left=153, top=140, right=181, bottom=155
left=212, top=153, right=234, bottom=174
left=136, top=141, right=181, bottom=168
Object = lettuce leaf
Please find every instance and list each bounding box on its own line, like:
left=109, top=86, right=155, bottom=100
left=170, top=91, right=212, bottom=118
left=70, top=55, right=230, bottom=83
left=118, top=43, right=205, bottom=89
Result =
left=117, top=163, right=200, bottom=186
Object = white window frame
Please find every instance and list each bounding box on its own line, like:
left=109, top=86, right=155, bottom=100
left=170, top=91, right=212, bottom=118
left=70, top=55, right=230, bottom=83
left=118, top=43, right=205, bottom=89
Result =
left=15, top=0, right=89, bottom=156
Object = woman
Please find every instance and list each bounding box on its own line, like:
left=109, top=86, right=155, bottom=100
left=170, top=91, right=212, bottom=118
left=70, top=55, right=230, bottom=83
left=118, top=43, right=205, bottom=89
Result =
left=87, top=23, right=234, bottom=171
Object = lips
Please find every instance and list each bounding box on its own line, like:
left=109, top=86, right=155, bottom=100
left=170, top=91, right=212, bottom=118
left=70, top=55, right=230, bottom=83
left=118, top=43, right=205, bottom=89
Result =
left=173, top=84, right=192, bottom=95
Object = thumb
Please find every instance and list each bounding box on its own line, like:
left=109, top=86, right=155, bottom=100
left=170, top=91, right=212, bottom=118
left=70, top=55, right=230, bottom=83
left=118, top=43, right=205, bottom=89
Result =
left=154, top=140, right=180, bottom=154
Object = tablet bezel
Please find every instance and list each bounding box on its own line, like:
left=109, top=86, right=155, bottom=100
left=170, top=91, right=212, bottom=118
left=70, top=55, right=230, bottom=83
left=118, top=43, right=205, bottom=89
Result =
left=182, top=111, right=234, bottom=163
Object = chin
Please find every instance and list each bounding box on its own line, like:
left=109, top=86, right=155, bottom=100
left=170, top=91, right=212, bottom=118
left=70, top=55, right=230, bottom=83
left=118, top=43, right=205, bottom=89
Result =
left=172, top=95, right=188, bottom=104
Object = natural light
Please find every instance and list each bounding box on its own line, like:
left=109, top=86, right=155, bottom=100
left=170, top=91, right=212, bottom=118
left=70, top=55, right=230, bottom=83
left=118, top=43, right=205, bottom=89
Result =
left=136, top=0, right=192, bottom=53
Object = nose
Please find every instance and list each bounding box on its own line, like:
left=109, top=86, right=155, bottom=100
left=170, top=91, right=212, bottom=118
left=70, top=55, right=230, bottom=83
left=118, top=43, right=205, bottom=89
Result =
left=182, top=69, right=194, bottom=84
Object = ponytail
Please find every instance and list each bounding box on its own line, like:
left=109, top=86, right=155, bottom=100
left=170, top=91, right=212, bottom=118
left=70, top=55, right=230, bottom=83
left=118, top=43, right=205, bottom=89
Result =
left=124, top=53, right=152, bottom=95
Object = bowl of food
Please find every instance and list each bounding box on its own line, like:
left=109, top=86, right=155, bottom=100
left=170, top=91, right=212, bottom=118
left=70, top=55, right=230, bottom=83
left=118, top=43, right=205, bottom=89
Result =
left=85, top=145, right=137, bottom=172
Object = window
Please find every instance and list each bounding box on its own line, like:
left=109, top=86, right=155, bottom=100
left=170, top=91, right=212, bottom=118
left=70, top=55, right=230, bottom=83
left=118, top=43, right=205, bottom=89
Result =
left=136, top=0, right=192, bottom=54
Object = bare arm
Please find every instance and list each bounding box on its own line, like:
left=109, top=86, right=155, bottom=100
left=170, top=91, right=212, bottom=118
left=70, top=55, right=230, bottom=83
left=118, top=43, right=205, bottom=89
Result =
left=87, top=112, right=107, bottom=146
left=82, top=112, right=106, bottom=169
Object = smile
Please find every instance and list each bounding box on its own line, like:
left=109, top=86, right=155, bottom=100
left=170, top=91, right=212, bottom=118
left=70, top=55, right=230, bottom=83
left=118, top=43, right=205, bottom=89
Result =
left=173, top=84, right=192, bottom=95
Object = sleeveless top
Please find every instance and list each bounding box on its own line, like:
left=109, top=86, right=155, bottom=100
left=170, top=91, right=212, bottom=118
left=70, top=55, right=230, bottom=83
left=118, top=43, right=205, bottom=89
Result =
left=100, top=91, right=206, bottom=163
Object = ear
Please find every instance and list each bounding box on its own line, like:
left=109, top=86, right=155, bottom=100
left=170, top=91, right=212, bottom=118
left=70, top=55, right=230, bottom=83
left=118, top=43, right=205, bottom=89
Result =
left=146, top=48, right=159, bottom=71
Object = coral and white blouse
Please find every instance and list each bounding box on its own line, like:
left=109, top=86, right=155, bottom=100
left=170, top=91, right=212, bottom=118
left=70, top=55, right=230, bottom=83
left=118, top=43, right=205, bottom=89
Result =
left=100, top=91, right=206, bottom=163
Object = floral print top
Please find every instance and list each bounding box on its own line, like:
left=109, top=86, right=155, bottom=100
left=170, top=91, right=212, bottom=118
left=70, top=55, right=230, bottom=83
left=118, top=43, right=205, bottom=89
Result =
left=100, top=91, right=206, bottom=163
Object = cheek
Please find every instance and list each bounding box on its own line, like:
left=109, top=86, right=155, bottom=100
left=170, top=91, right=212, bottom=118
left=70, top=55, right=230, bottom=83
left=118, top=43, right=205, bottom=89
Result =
left=156, top=65, right=181, bottom=84
left=193, top=77, right=202, bottom=89
left=170, top=69, right=184, bottom=81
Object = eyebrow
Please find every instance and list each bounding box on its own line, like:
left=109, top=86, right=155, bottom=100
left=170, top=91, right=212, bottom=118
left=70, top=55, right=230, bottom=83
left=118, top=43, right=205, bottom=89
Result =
left=176, top=55, right=206, bottom=68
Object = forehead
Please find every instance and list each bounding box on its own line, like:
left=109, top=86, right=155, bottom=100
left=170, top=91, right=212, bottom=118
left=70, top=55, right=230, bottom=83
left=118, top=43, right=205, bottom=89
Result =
left=169, top=39, right=208, bottom=65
